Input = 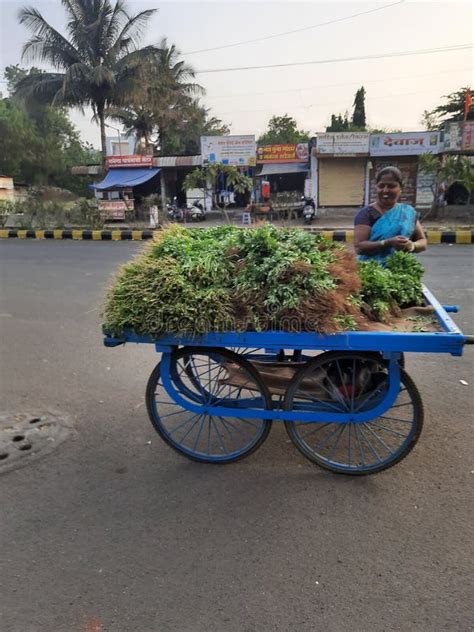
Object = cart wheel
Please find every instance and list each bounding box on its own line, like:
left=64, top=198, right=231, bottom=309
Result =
left=146, top=347, right=272, bottom=463
left=283, top=351, right=423, bottom=475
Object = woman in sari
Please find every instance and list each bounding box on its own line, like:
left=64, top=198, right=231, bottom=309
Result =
left=354, top=166, right=427, bottom=264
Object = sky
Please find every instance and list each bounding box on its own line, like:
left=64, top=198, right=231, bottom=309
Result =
left=0, top=0, right=473, bottom=149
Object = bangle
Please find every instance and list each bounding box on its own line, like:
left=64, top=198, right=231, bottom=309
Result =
left=380, top=239, right=385, bottom=248
left=409, top=242, right=416, bottom=252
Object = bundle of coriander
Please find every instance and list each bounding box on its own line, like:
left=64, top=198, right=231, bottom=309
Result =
left=103, top=225, right=425, bottom=337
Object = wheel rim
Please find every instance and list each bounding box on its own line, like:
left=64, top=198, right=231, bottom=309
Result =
left=147, top=348, right=272, bottom=463
left=284, top=353, right=422, bottom=474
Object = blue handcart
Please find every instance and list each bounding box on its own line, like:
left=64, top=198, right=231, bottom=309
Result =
left=104, top=286, right=473, bottom=475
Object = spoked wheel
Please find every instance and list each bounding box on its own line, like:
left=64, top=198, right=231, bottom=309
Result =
left=146, top=347, right=272, bottom=463
left=283, top=351, right=423, bottom=475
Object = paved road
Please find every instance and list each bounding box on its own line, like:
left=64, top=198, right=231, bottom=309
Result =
left=0, top=241, right=473, bottom=632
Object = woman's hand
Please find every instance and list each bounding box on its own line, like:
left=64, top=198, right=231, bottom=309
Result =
left=387, top=236, right=410, bottom=250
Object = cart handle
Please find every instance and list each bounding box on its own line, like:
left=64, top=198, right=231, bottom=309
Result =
left=464, top=335, right=474, bottom=345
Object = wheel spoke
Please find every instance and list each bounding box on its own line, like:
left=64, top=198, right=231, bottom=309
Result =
left=210, top=416, right=229, bottom=454
left=168, top=412, right=203, bottom=439
left=369, top=421, right=409, bottom=438
left=358, top=425, right=382, bottom=463
left=361, top=422, right=392, bottom=454
left=326, top=424, right=347, bottom=462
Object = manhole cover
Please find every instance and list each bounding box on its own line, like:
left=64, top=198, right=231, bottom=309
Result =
left=0, top=411, right=73, bottom=474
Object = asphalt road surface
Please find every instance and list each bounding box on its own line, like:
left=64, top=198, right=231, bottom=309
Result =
left=0, top=241, right=473, bottom=632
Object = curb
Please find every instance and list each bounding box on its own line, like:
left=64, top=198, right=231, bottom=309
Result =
left=0, top=228, right=473, bottom=244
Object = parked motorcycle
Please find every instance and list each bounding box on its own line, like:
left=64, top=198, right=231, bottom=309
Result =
left=166, top=197, right=184, bottom=222
left=185, top=200, right=206, bottom=222
left=301, top=196, right=318, bottom=224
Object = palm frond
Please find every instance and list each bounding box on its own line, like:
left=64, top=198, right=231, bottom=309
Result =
left=20, top=7, right=82, bottom=67
left=108, top=8, right=157, bottom=59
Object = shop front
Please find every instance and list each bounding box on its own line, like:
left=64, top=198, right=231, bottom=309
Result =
left=369, top=132, right=440, bottom=207
left=90, top=155, right=160, bottom=220
left=256, top=143, right=309, bottom=199
left=312, top=133, right=369, bottom=207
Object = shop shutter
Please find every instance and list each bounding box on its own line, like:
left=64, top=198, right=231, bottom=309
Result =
left=319, top=158, right=366, bottom=206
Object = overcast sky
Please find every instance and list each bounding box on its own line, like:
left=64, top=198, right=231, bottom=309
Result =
left=0, top=0, right=472, bottom=149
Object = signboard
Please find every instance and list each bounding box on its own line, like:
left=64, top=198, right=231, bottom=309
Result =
left=462, top=121, right=474, bottom=151
left=370, top=132, right=439, bottom=156
left=416, top=169, right=436, bottom=207
left=315, top=132, right=369, bottom=156
left=442, top=122, right=463, bottom=152
left=257, top=143, right=309, bottom=163
left=105, top=155, right=153, bottom=169
left=98, top=199, right=133, bottom=220
left=201, top=135, right=256, bottom=166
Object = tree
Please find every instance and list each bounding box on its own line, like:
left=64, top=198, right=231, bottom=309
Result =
left=182, top=163, right=253, bottom=221
left=423, top=87, right=473, bottom=129
left=160, top=99, right=230, bottom=155
left=326, top=112, right=350, bottom=132
left=0, top=90, right=100, bottom=194
left=143, top=38, right=204, bottom=156
left=327, top=87, right=367, bottom=132
left=417, top=153, right=474, bottom=219
left=258, top=114, right=310, bottom=145
left=352, top=86, right=366, bottom=128
left=15, top=0, right=159, bottom=158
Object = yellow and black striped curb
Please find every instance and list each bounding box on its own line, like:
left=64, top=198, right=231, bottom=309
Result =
left=0, top=228, right=473, bottom=244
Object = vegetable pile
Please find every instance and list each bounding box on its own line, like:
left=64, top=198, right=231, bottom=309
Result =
left=103, top=225, right=425, bottom=337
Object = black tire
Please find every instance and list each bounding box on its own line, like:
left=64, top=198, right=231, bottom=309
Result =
left=283, top=351, right=423, bottom=475
left=146, top=347, right=273, bottom=463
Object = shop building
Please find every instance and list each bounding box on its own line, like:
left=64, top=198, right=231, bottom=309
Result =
left=255, top=143, right=309, bottom=200
left=310, top=133, right=370, bottom=208
left=90, top=155, right=160, bottom=220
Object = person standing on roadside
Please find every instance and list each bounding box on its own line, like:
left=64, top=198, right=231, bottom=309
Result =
left=354, top=166, right=427, bottom=264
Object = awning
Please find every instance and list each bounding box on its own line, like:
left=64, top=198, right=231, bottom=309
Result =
left=257, top=163, right=308, bottom=176
left=89, top=168, right=160, bottom=190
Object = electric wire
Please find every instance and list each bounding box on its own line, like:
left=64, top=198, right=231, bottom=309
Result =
left=195, top=44, right=473, bottom=75
left=184, top=0, right=405, bottom=55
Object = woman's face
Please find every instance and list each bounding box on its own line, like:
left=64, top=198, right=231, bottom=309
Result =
left=376, top=173, right=402, bottom=208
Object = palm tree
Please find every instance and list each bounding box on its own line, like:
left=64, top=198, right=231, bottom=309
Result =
left=107, top=104, right=158, bottom=153
left=145, top=38, right=204, bottom=155
left=16, top=0, right=158, bottom=158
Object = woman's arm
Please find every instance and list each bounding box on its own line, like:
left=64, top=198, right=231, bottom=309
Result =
left=404, top=220, right=427, bottom=253
left=354, top=224, right=410, bottom=255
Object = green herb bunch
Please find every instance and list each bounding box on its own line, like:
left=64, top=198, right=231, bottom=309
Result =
left=103, top=226, right=425, bottom=337
left=358, top=251, right=424, bottom=321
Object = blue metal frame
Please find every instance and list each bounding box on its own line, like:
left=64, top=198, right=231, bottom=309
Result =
left=104, top=286, right=468, bottom=357
left=159, top=352, right=401, bottom=423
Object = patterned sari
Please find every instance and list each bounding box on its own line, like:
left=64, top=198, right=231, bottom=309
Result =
left=358, top=203, right=417, bottom=265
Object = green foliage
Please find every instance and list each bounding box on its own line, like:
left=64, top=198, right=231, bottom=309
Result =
left=103, top=225, right=345, bottom=337
left=327, top=87, right=367, bottom=132
left=326, top=113, right=351, bottom=132
left=424, top=86, right=473, bottom=129
left=161, top=99, right=230, bottom=156
left=352, top=86, right=366, bottom=129
left=358, top=252, right=424, bottom=320
left=258, top=114, right=310, bottom=145
left=0, top=197, right=104, bottom=229
left=182, top=163, right=253, bottom=209
left=418, top=154, right=474, bottom=211
left=0, top=90, right=99, bottom=194
left=16, top=0, right=160, bottom=156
